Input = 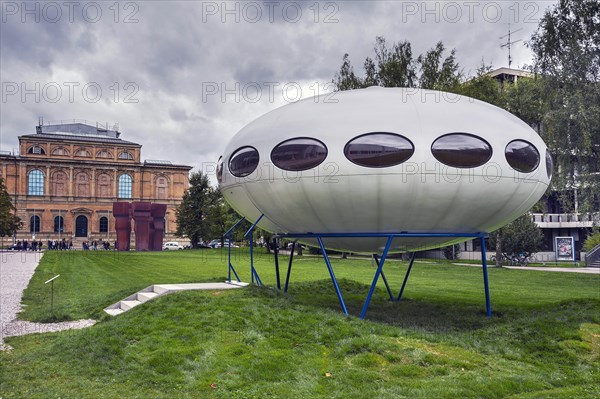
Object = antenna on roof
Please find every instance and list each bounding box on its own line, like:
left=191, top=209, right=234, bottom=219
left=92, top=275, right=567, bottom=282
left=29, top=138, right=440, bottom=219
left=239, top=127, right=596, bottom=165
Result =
left=500, top=24, right=522, bottom=69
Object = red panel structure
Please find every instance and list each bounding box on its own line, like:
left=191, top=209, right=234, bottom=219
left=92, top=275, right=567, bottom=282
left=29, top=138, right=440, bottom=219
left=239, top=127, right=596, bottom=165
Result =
left=150, top=203, right=167, bottom=251
left=113, top=202, right=132, bottom=251
left=132, top=202, right=152, bottom=251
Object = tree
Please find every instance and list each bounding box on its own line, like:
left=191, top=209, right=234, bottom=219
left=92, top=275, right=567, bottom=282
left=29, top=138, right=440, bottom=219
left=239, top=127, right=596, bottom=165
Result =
left=333, top=37, right=462, bottom=91
left=443, top=244, right=461, bottom=260
left=209, top=192, right=250, bottom=246
left=417, top=41, right=461, bottom=90
left=583, top=232, right=600, bottom=252
left=0, top=177, right=21, bottom=240
left=175, top=171, right=220, bottom=248
left=489, top=215, right=544, bottom=266
left=451, top=62, right=506, bottom=107
left=528, top=0, right=600, bottom=215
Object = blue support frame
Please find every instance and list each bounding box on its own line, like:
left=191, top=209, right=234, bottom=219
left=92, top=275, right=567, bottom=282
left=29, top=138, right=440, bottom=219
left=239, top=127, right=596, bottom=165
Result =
left=277, top=231, right=492, bottom=319
left=284, top=241, right=296, bottom=293
left=373, top=254, right=395, bottom=302
left=360, top=236, right=394, bottom=319
left=480, top=236, right=492, bottom=317
left=397, top=252, right=416, bottom=301
left=223, top=217, right=246, bottom=282
left=317, top=237, right=348, bottom=316
left=273, top=237, right=281, bottom=290
left=244, top=214, right=265, bottom=286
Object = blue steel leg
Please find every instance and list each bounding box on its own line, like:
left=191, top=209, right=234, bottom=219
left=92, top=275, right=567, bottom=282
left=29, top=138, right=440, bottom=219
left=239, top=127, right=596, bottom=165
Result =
left=250, top=232, right=254, bottom=285
left=480, top=237, right=492, bottom=318
left=360, top=237, right=394, bottom=319
left=227, top=236, right=240, bottom=282
left=227, top=237, right=232, bottom=282
left=284, top=241, right=295, bottom=293
left=229, top=262, right=241, bottom=282
left=250, top=232, right=261, bottom=285
left=317, top=237, right=348, bottom=316
left=374, top=255, right=395, bottom=302
left=274, top=238, right=281, bottom=290
left=397, top=252, right=416, bottom=301
left=249, top=233, right=263, bottom=286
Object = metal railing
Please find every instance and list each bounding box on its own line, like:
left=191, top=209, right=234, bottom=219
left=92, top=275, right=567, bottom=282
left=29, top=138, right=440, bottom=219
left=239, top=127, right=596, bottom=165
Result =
left=532, top=213, right=596, bottom=223
left=585, top=244, right=600, bottom=268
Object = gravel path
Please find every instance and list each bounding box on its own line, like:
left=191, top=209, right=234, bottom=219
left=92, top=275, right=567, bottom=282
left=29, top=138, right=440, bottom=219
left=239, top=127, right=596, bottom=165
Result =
left=0, top=251, right=95, bottom=350
left=453, top=262, right=600, bottom=274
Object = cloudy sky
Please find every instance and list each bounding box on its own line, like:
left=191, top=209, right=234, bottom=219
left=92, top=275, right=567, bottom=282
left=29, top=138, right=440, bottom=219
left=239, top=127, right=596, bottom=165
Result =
left=1, top=0, right=556, bottom=178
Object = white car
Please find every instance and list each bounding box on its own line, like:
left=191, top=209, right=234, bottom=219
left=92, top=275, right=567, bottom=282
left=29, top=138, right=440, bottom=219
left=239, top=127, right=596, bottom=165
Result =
left=163, top=241, right=183, bottom=250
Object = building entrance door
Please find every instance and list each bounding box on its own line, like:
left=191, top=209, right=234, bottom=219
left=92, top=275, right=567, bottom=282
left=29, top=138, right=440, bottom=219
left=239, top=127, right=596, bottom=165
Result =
left=75, top=215, right=88, bottom=237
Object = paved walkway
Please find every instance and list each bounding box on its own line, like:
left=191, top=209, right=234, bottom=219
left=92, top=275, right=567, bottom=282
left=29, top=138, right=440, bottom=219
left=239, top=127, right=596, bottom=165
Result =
left=453, top=262, right=600, bottom=274
left=0, top=251, right=95, bottom=350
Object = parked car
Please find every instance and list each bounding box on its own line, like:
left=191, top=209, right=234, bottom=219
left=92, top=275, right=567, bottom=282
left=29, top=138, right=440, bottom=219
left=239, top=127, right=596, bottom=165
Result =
left=163, top=241, right=183, bottom=250
left=286, top=242, right=307, bottom=250
left=207, top=239, right=239, bottom=248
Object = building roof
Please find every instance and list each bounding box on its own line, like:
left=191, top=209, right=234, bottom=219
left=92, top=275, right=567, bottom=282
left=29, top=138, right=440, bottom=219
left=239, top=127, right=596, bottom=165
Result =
left=486, top=67, right=533, bottom=79
left=19, top=132, right=140, bottom=146
left=19, top=121, right=141, bottom=146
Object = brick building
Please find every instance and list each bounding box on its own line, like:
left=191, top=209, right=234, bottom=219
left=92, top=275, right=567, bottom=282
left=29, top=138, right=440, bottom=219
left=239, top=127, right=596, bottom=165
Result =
left=0, top=120, right=192, bottom=245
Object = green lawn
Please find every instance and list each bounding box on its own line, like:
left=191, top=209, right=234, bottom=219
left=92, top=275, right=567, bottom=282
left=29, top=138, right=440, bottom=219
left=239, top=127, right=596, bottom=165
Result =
left=1, top=249, right=599, bottom=399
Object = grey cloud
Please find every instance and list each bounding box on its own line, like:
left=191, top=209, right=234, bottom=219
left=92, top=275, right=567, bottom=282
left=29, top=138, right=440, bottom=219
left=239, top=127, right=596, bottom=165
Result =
left=1, top=0, right=559, bottom=171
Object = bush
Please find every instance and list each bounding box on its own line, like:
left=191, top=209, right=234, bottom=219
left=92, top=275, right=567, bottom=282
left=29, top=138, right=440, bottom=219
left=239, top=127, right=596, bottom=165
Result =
left=583, top=232, right=600, bottom=252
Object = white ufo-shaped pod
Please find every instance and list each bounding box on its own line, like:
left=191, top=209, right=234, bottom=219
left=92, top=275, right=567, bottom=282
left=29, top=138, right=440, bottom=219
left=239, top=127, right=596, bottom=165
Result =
left=218, top=87, right=552, bottom=254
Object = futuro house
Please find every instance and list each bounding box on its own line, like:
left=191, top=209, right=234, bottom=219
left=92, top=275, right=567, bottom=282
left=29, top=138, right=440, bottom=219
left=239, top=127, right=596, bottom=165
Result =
left=218, top=87, right=552, bottom=254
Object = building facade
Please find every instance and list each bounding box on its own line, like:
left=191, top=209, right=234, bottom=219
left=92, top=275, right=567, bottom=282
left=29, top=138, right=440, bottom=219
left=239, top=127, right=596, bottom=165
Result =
left=0, top=120, right=192, bottom=245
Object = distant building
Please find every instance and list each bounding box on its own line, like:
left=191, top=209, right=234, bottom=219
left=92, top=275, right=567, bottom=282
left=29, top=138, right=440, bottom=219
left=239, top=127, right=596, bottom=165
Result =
left=485, top=68, right=594, bottom=259
left=0, top=120, right=192, bottom=245
left=486, top=67, right=533, bottom=89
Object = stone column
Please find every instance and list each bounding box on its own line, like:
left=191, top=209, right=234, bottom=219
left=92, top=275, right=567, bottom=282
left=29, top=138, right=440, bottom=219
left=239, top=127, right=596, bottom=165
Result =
left=113, top=202, right=132, bottom=251
left=132, top=202, right=152, bottom=251
left=45, top=166, right=50, bottom=195
left=150, top=203, right=167, bottom=251
left=68, top=166, right=74, bottom=199
left=91, top=168, right=96, bottom=198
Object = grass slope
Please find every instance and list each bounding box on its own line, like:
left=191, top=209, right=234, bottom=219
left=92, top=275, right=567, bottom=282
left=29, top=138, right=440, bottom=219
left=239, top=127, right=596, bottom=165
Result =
left=1, top=250, right=599, bottom=398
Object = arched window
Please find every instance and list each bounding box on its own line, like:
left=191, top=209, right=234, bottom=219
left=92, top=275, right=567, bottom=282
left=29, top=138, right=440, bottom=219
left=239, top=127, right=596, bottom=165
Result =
left=75, top=215, right=88, bottom=237
left=75, top=172, right=90, bottom=197
left=27, top=146, right=46, bottom=155
left=118, top=174, right=132, bottom=198
left=52, top=171, right=68, bottom=196
left=27, top=170, right=44, bottom=196
left=96, top=150, right=113, bottom=159
left=99, top=216, right=109, bottom=233
left=156, top=176, right=168, bottom=199
left=97, top=173, right=112, bottom=198
left=118, top=151, right=134, bottom=160
left=30, top=215, right=40, bottom=233
left=51, top=147, right=69, bottom=156
left=75, top=148, right=91, bottom=157
left=54, top=216, right=64, bottom=233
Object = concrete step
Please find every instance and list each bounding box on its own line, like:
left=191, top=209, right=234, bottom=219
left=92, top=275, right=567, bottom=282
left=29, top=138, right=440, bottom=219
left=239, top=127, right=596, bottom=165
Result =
left=137, top=291, right=159, bottom=302
left=105, top=308, right=125, bottom=316
left=152, top=285, right=171, bottom=294
left=120, top=300, right=142, bottom=311
left=103, top=281, right=249, bottom=316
